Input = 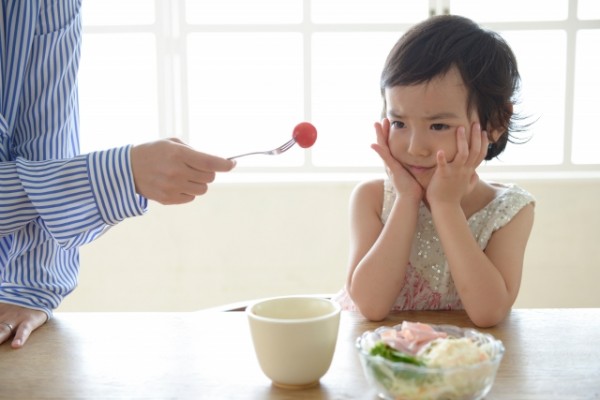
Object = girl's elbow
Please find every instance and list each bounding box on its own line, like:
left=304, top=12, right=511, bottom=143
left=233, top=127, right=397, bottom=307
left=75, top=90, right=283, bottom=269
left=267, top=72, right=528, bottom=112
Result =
left=471, top=317, right=498, bottom=329
left=356, top=303, right=390, bottom=322
left=468, top=308, right=509, bottom=328
left=348, top=285, right=393, bottom=321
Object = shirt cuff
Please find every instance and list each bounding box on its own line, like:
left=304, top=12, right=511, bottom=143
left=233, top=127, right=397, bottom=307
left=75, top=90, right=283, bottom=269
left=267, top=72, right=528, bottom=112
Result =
left=88, top=145, right=148, bottom=225
left=0, top=283, right=65, bottom=320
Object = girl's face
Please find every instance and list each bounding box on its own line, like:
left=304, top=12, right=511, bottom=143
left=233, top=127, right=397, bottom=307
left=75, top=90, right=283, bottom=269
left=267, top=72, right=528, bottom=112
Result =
left=384, top=66, right=478, bottom=189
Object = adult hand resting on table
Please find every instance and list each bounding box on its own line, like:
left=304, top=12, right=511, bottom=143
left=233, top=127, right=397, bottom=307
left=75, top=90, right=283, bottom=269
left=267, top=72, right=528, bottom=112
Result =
left=0, top=305, right=47, bottom=349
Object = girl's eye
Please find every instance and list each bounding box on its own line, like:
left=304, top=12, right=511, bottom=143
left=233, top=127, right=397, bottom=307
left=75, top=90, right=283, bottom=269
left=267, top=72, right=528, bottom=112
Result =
left=390, top=121, right=405, bottom=129
left=431, top=123, right=450, bottom=131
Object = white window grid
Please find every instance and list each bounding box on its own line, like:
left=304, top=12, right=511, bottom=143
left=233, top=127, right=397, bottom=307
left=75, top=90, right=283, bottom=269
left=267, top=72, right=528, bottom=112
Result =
left=80, top=0, right=600, bottom=180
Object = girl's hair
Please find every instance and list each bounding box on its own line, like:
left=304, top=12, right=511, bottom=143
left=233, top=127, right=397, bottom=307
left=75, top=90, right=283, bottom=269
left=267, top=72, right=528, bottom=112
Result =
left=381, top=15, right=526, bottom=160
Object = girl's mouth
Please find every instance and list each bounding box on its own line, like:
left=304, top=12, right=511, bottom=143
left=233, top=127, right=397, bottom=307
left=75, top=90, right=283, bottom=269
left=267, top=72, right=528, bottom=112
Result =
left=407, top=164, right=433, bottom=175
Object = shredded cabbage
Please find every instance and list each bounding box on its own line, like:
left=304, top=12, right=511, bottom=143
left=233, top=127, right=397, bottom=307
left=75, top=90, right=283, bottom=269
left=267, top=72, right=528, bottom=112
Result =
left=362, top=325, right=500, bottom=400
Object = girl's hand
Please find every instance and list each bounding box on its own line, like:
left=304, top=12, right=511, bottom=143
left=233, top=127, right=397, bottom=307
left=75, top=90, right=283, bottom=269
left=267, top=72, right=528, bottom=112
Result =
left=371, top=118, right=423, bottom=202
left=426, top=122, right=489, bottom=206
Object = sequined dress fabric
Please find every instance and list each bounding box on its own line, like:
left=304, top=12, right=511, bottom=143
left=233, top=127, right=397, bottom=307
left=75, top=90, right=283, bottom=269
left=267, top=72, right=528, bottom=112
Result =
left=333, top=180, right=535, bottom=311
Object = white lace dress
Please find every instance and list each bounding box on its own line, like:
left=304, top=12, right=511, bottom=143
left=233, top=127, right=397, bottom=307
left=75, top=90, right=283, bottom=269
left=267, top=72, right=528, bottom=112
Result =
left=333, top=180, right=535, bottom=311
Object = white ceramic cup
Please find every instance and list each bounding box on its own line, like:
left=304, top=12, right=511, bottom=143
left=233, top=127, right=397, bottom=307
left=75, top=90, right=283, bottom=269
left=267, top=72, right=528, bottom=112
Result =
left=246, top=296, right=341, bottom=389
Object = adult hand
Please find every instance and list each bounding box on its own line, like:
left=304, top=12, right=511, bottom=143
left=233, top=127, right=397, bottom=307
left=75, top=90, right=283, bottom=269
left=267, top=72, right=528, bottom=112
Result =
left=426, top=123, right=488, bottom=206
left=0, top=303, right=48, bottom=349
left=130, top=138, right=236, bottom=205
left=371, top=118, right=423, bottom=201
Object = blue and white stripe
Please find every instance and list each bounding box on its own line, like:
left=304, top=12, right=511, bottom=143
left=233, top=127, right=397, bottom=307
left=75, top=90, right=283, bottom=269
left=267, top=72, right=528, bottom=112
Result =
left=1, top=0, right=147, bottom=317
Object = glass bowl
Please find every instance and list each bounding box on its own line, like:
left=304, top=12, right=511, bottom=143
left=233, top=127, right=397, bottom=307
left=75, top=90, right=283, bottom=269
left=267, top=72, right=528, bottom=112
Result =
left=356, top=323, right=505, bottom=400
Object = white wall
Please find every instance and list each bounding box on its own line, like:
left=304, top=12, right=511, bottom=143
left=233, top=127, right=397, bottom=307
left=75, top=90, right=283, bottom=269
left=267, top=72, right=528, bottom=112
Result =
left=57, top=178, right=600, bottom=312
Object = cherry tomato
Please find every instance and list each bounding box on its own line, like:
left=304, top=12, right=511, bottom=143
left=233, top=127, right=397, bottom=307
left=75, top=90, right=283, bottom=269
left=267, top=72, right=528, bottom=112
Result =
left=292, top=122, right=317, bottom=148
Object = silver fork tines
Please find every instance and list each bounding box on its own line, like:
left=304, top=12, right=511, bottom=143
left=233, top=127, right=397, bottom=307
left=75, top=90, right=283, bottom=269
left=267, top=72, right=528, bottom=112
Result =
left=228, top=138, right=297, bottom=160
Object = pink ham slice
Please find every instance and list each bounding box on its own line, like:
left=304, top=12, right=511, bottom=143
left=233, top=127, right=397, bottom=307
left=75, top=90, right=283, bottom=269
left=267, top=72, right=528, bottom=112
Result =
left=381, top=321, right=448, bottom=355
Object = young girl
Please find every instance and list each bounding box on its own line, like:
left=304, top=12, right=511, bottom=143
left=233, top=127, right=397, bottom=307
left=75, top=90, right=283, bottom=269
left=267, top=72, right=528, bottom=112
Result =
left=333, top=15, right=535, bottom=327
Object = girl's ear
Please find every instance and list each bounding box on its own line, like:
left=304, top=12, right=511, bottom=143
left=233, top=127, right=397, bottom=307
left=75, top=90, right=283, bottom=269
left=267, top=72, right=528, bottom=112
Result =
left=484, top=103, right=513, bottom=160
left=488, top=102, right=513, bottom=144
left=489, top=126, right=503, bottom=144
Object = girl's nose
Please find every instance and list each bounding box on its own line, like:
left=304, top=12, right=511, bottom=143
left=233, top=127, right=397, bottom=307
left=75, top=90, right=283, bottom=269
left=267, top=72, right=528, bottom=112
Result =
left=406, top=130, right=431, bottom=157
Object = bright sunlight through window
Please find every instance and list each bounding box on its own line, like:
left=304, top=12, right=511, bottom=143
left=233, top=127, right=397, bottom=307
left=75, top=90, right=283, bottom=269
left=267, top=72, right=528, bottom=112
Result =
left=79, top=0, right=600, bottom=180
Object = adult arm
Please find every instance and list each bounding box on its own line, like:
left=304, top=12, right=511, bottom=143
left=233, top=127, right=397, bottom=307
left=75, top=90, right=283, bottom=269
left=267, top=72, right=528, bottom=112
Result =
left=0, top=0, right=146, bottom=346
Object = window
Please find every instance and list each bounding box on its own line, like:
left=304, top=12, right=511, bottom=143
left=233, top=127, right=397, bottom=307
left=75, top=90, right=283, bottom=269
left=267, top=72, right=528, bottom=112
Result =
left=79, top=0, right=600, bottom=179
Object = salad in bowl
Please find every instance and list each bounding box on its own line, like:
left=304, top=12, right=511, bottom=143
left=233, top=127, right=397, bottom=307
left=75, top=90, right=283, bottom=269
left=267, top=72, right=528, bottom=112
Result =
left=356, top=321, right=504, bottom=400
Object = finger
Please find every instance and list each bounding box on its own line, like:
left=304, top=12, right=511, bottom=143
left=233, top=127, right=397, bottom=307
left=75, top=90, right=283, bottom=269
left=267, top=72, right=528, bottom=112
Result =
left=374, top=119, right=391, bottom=146
left=146, top=174, right=209, bottom=204
left=478, top=130, right=490, bottom=164
left=371, top=143, right=389, bottom=163
left=371, top=143, right=398, bottom=170
left=146, top=181, right=198, bottom=204
left=0, top=325, right=12, bottom=345
left=167, top=137, right=186, bottom=145
left=373, top=122, right=385, bottom=148
left=381, top=118, right=390, bottom=138
left=12, top=324, right=32, bottom=349
left=188, top=170, right=216, bottom=185
left=467, top=123, right=483, bottom=165
left=436, top=149, right=448, bottom=169
left=373, top=120, right=396, bottom=161
left=0, top=305, right=48, bottom=348
left=372, top=127, right=391, bottom=162
left=182, top=181, right=209, bottom=197
left=159, top=192, right=196, bottom=205
left=453, top=126, right=469, bottom=164
left=184, top=150, right=236, bottom=173
left=11, top=314, right=46, bottom=349
left=167, top=173, right=213, bottom=199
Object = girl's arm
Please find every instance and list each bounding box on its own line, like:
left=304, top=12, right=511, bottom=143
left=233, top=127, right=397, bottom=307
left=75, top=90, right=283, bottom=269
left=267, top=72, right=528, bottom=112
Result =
left=427, top=124, right=534, bottom=327
left=347, top=119, right=424, bottom=320
left=346, top=180, right=420, bottom=321
left=430, top=201, right=534, bottom=327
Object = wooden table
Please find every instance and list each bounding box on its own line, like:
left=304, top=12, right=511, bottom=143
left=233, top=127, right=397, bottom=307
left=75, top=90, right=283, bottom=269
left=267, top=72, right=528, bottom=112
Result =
left=0, top=308, right=599, bottom=399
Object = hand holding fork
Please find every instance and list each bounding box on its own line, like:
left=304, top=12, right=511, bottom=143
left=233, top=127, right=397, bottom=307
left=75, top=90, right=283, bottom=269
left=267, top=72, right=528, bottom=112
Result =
left=228, top=122, right=317, bottom=160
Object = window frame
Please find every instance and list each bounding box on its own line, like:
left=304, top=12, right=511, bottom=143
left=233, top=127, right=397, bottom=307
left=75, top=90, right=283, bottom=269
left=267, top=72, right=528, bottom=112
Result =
left=80, top=0, right=600, bottom=181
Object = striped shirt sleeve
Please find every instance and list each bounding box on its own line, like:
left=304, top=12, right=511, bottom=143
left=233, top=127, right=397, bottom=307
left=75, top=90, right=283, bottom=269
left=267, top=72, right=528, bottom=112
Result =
left=15, top=148, right=147, bottom=249
left=0, top=0, right=147, bottom=316
left=1, top=147, right=147, bottom=316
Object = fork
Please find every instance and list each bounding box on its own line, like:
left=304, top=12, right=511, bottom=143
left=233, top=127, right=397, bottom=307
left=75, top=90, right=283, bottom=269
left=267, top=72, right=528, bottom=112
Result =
left=227, top=138, right=297, bottom=160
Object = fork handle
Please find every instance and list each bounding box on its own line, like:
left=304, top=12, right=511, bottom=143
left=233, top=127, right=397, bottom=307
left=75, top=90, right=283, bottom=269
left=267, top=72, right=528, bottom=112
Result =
left=228, top=138, right=296, bottom=160
left=227, top=151, right=265, bottom=160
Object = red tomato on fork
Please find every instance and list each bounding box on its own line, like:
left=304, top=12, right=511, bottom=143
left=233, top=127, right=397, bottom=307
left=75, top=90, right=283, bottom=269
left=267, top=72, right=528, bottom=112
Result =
left=293, top=122, right=317, bottom=148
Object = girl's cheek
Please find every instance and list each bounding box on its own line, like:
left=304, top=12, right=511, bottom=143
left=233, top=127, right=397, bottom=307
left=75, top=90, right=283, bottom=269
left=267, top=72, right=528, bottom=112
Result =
left=387, top=135, right=404, bottom=157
